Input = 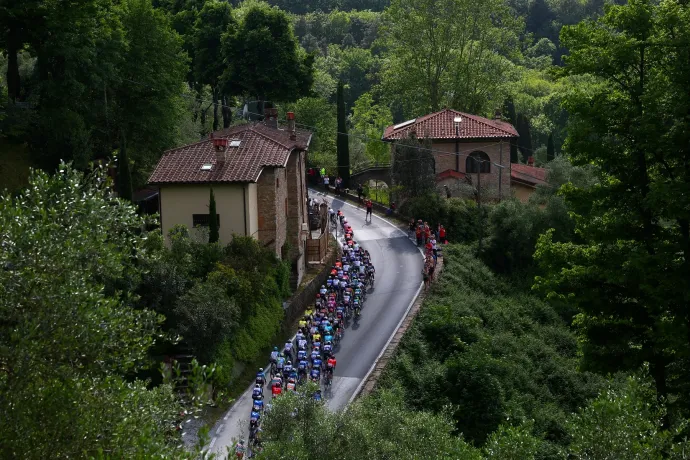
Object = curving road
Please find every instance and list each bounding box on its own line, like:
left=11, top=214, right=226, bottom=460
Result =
left=208, top=191, right=423, bottom=455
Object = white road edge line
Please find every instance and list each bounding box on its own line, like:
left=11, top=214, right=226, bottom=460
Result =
left=216, top=423, right=224, bottom=435
left=211, top=190, right=426, bottom=446
left=346, top=280, right=424, bottom=406
left=308, top=190, right=429, bottom=405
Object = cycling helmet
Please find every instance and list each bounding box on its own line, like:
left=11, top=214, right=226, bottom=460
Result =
left=280, top=352, right=284, bottom=357
left=326, top=340, right=332, bottom=345
left=316, top=293, right=320, bottom=298
left=259, top=367, right=264, bottom=372
left=273, top=346, right=278, bottom=351
left=343, top=218, right=347, bottom=223
left=287, top=360, right=292, bottom=365
left=255, top=384, right=261, bottom=388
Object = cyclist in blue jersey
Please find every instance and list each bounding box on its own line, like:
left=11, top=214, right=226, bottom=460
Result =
left=256, top=368, right=266, bottom=386
left=252, top=384, right=263, bottom=400
left=310, top=368, right=321, bottom=383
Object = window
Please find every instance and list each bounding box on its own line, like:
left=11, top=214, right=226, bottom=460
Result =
left=193, top=214, right=220, bottom=227
left=466, top=151, right=491, bottom=174
left=276, top=177, right=280, bottom=188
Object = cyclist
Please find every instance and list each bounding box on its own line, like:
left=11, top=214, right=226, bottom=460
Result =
left=310, top=347, right=320, bottom=364
left=252, top=396, right=264, bottom=413
left=283, top=340, right=294, bottom=361
left=313, top=355, right=323, bottom=372
left=310, top=367, right=321, bottom=383
left=323, top=340, right=333, bottom=357
left=297, top=335, right=308, bottom=351
left=271, top=381, right=282, bottom=398
left=250, top=410, right=260, bottom=428
left=251, top=384, right=263, bottom=400
left=286, top=377, right=297, bottom=392
left=327, top=355, right=337, bottom=373
left=297, top=357, right=309, bottom=382
left=319, top=284, right=327, bottom=296
left=297, top=348, right=308, bottom=362
left=235, top=439, right=246, bottom=459
left=283, top=360, right=293, bottom=381
left=276, top=353, right=285, bottom=376
left=255, top=368, right=266, bottom=386
left=269, top=347, right=279, bottom=375
left=329, top=207, right=336, bottom=224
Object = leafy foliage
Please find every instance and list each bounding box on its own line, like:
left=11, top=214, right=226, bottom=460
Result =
left=534, top=0, right=690, bottom=415
left=0, top=164, right=186, bottom=457
left=391, top=133, right=435, bottom=201
left=380, top=245, right=603, bottom=452
left=221, top=1, right=314, bottom=104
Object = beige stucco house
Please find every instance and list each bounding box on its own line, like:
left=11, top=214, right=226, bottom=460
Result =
left=148, top=109, right=312, bottom=285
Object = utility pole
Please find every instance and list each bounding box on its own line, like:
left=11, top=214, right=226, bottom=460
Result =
left=477, top=157, right=483, bottom=252
left=498, top=140, right=503, bottom=202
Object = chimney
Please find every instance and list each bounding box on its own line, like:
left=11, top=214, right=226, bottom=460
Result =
left=213, top=137, right=229, bottom=165
left=527, top=156, right=535, bottom=166
left=264, top=107, right=278, bottom=129
left=287, top=111, right=296, bottom=140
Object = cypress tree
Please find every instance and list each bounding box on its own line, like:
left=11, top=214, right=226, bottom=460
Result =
left=547, top=133, right=555, bottom=161
left=336, top=80, right=351, bottom=188
left=117, top=130, right=133, bottom=201
left=516, top=113, right=533, bottom=163
left=208, top=188, right=219, bottom=243
left=504, top=98, right=519, bottom=163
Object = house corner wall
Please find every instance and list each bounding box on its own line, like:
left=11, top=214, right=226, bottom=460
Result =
left=286, top=150, right=307, bottom=286
left=257, top=167, right=288, bottom=258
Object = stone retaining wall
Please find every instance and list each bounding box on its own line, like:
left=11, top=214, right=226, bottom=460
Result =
left=281, top=243, right=339, bottom=335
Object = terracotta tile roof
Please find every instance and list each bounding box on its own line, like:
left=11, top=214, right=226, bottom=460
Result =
left=148, top=123, right=312, bottom=185
left=436, top=169, right=468, bottom=181
left=382, top=108, right=518, bottom=141
left=510, top=163, right=547, bottom=187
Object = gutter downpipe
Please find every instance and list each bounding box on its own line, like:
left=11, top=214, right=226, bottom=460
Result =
left=455, top=123, right=460, bottom=171
left=243, top=185, right=248, bottom=236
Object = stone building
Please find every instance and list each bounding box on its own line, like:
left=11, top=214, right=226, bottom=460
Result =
left=148, top=109, right=312, bottom=285
left=382, top=108, right=519, bottom=201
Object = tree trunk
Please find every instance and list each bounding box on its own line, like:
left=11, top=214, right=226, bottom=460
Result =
left=222, top=95, right=232, bottom=128
left=212, top=87, right=219, bottom=132
left=6, top=28, right=21, bottom=103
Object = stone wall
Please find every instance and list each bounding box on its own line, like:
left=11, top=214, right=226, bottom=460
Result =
left=281, top=244, right=339, bottom=335
left=286, top=150, right=308, bottom=285
left=256, top=166, right=288, bottom=258
left=429, top=139, right=511, bottom=201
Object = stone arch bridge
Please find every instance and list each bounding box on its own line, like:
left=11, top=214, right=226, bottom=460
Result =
left=350, top=164, right=391, bottom=189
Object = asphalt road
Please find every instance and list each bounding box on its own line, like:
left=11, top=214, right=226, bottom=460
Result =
left=208, top=191, right=423, bottom=456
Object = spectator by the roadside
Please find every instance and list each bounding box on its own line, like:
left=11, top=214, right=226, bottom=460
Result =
left=357, top=183, right=364, bottom=203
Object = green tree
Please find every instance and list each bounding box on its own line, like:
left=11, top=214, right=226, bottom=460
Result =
left=174, top=272, right=238, bottom=361
left=534, top=0, right=690, bottom=411
left=113, top=0, right=189, bottom=185
left=0, top=164, right=185, bottom=457
left=516, top=113, right=533, bottom=162
left=208, top=187, right=219, bottom=243
left=503, top=97, right=519, bottom=163
left=379, top=0, right=519, bottom=116
left=193, top=0, right=236, bottom=130
left=117, top=130, right=134, bottom=201
left=259, top=387, right=482, bottom=459
left=352, top=92, right=392, bottom=166
left=391, top=133, right=435, bottom=201
left=336, top=80, right=351, bottom=187
left=546, top=132, right=555, bottom=161
left=221, top=1, right=314, bottom=111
